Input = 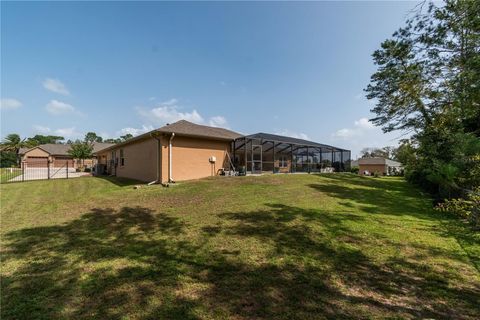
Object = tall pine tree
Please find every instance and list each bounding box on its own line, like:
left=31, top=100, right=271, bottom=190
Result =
left=366, top=0, right=480, bottom=198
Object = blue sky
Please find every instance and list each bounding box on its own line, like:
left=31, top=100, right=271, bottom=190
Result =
left=1, top=1, right=416, bottom=157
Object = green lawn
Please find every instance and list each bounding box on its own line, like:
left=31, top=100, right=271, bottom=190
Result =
left=1, top=174, right=479, bottom=319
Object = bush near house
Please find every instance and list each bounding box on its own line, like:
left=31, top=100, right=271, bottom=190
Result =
left=437, top=187, right=480, bottom=229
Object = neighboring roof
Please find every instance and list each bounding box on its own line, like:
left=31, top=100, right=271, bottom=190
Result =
left=385, top=159, right=402, bottom=167
left=19, top=142, right=115, bottom=156
left=241, top=132, right=348, bottom=151
left=95, top=120, right=243, bottom=153
left=358, top=157, right=402, bottom=167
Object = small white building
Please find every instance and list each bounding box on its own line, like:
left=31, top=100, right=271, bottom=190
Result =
left=357, top=157, right=403, bottom=176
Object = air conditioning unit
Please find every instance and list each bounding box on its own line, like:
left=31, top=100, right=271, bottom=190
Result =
left=209, top=156, right=216, bottom=163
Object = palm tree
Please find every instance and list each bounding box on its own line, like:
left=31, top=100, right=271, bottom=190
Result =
left=0, top=134, right=35, bottom=153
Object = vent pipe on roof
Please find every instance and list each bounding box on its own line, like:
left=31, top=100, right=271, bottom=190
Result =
left=169, top=133, right=175, bottom=183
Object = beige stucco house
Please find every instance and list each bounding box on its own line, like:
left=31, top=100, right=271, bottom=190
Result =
left=358, top=157, right=403, bottom=176
left=18, top=142, right=114, bottom=169
left=95, top=120, right=242, bottom=183
left=94, top=120, right=351, bottom=184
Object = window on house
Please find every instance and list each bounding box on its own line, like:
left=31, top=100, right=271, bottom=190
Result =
left=120, top=149, right=125, bottom=166
left=279, top=155, right=288, bottom=168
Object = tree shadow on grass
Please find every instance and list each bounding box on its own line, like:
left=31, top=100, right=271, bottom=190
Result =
left=309, top=174, right=480, bottom=272
left=94, top=175, right=144, bottom=187
left=216, top=204, right=480, bottom=319
left=2, top=204, right=479, bottom=319
left=307, top=177, right=437, bottom=221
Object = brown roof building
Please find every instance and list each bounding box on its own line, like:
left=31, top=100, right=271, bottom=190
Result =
left=358, top=157, right=403, bottom=176
left=95, top=120, right=350, bottom=184
left=19, top=142, right=114, bottom=169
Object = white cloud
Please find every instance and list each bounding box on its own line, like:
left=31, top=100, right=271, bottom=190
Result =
left=45, top=100, right=75, bottom=115
left=146, top=107, right=204, bottom=124
left=330, top=116, right=407, bottom=158
left=33, top=125, right=51, bottom=134
left=275, top=129, right=310, bottom=140
left=332, top=117, right=375, bottom=139
left=354, top=117, right=375, bottom=129
left=55, top=127, right=78, bottom=137
left=43, top=78, right=70, bottom=95
left=136, top=98, right=228, bottom=129
left=117, top=125, right=154, bottom=137
left=208, top=116, right=228, bottom=128
left=32, top=125, right=81, bottom=139
left=161, top=98, right=178, bottom=106
left=1, top=98, right=22, bottom=110
left=332, top=128, right=355, bottom=139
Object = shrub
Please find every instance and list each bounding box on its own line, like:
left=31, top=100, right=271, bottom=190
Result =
left=350, top=166, right=359, bottom=174
left=436, top=188, right=480, bottom=228
left=373, top=171, right=381, bottom=178
left=0, top=151, right=17, bottom=168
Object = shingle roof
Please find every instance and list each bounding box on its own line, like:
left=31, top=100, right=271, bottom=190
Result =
left=358, top=157, right=403, bottom=166
left=94, top=120, right=243, bottom=153
left=18, top=142, right=115, bottom=156
left=242, top=132, right=348, bottom=151
left=157, top=120, right=242, bottom=140
left=385, top=159, right=403, bottom=167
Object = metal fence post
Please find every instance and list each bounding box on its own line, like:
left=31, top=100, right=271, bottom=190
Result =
left=66, top=161, right=69, bottom=179
left=48, top=160, right=51, bottom=179
left=22, top=162, right=25, bottom=182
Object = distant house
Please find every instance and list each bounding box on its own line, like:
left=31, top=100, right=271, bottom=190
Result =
left=358, top=157, right=402, bottom=176
left=18, top=142, right=114, bottom=168
left=95, top=120, right=351, bottom=184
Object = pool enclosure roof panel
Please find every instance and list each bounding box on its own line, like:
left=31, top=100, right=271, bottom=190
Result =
left=238, top=132, right=349, bottom=152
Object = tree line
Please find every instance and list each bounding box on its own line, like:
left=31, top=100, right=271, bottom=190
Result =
left=366, top=0, right=479, bottom=226
left=0, top=132, right=133, bottom=167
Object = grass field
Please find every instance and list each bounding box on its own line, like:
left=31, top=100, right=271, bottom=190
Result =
left=1, top=174, right=479, bottom=319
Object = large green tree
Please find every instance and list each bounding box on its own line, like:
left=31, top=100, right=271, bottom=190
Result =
left=84, top=132, right=103, bottom=143
left=365, top=0, right=480, bottom=198
left=104, top=134, right=132, bottom=144
left=27, top=135, right=64, bottom=145
left=68, top=142, right=94, bottom=169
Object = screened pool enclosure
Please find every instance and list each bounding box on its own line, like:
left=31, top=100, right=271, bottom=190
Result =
left=232, top=133, right=351, bottom=174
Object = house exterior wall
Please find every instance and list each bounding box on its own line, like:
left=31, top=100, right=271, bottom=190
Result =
left=274, top=159, right=292, bottom=173
left=97, top=135, right=232, bottom=183
left=22, top=148, right=50, bottom=160
left=168, top=136, right=230, bottom=183
left=97, top=137, right=159, bottom=182
left=359, top=164, right=387, bottom=175
left=53, top=156, right=75, bottom=168
left=21, top=148, right=51, bottom=168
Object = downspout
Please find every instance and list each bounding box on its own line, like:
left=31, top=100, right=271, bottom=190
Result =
left=148, top=132, right=162, bottom=185
left=169, top=133, right=175, bottom=183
